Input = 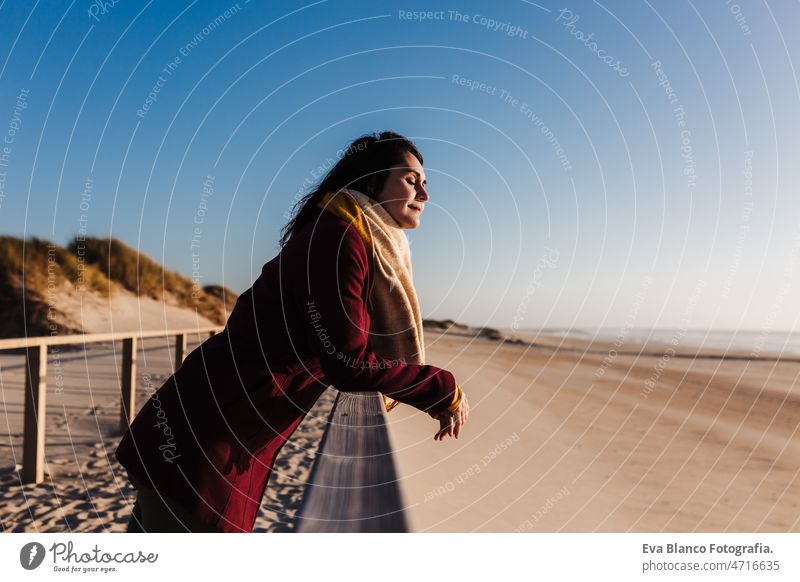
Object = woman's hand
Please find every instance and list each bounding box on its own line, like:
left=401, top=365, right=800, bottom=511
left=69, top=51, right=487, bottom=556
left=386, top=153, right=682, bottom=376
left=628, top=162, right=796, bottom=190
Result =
left=430, top=395, right=469, bottom=441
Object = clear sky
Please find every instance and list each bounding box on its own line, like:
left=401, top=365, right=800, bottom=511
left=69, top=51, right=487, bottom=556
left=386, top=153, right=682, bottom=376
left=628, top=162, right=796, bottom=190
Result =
left=1, top=1, right=798, bottom=331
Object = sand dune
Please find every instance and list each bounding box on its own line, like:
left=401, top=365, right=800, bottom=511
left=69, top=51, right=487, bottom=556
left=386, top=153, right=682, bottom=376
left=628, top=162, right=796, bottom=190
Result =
left=56, top=282, right=221, bottom=334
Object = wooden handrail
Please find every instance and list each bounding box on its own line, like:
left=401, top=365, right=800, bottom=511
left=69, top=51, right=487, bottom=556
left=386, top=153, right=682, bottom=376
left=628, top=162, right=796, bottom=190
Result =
left=2, top=325, right=224, bottom=484
left=0, top=325, right=222, bottom=350
left=294, top=391, right=409, bottom=532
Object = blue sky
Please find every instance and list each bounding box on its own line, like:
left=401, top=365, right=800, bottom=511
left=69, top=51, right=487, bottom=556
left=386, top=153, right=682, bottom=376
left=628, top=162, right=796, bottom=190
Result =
left=1, top=0, right=798, bottom=331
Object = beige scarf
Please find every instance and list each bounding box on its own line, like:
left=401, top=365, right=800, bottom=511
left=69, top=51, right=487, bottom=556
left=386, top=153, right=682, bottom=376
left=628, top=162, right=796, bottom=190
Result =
left=316, top=188, right=425, bottom=411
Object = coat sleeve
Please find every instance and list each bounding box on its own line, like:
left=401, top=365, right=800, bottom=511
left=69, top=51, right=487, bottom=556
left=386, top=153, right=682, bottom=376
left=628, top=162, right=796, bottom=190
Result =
left=293, top=218, right=457, bottom=416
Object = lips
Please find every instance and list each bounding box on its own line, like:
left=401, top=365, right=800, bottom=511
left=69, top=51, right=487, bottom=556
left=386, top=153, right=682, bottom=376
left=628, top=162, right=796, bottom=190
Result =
left=408, top=203, right=423, bottom=213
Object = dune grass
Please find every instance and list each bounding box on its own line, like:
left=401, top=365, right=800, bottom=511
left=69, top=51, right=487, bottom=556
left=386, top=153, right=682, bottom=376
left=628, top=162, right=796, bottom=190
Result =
left=0, top=235, right=235, bottom=337
left=0, top=235, right=112, bottom=295
left=65, top=236, right=234, bottom=324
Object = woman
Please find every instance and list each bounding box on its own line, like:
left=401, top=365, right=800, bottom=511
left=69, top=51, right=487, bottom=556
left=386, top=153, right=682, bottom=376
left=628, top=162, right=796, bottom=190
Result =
left=115, top=130, right=469, bottom=533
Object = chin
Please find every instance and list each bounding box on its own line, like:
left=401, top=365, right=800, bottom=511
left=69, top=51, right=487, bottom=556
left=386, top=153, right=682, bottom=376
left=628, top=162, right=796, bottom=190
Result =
left=403, top=216, right=421, bottom=229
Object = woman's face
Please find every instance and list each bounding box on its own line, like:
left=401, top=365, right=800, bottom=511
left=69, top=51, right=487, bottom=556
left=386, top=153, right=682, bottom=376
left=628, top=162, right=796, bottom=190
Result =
left=372, top=150, right=429, bottom=229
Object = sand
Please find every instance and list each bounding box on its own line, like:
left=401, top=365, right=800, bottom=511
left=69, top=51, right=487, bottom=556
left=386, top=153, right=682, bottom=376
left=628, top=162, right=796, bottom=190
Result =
left=0, top=336, right=334, bottom=533
left=386, top=328, right=800, bottom=532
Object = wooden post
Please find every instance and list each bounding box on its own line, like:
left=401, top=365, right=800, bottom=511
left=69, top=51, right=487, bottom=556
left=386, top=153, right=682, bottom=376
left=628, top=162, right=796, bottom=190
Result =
left=22, top=345, right=47, bottom=484
left=174, top=333, right=187, bottom=370
left=120, top=337, right=137, bottom=431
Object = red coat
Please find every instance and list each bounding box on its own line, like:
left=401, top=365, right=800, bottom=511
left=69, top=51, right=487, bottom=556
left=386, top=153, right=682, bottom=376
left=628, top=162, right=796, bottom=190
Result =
left=114, top=212, right=458, bottom=532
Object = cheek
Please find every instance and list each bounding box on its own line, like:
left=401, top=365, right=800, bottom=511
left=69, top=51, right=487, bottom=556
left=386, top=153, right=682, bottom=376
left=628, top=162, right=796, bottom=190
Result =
left=377, top=181, right=416, bottom=224
left=380, top=182, right=406, bottom=204
left=389, top=199, right=410, bottom=220
left=385, top=185, right=412, bottom=209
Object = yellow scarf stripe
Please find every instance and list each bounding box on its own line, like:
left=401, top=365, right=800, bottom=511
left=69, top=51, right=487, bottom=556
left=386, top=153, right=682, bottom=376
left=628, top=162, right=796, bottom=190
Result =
left=316, top=190, right=373, bottom=252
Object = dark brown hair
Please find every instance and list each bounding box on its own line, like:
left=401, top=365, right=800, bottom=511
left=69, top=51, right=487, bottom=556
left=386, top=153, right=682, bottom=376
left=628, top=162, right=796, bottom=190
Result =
left=279, top=130, right=423, bottom=247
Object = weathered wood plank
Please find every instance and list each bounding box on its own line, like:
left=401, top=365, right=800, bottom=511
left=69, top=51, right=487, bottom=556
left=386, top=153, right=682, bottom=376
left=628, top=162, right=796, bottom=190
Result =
left=174, top=333, right=187, bottom=370
left=119, top=337, right=137, bottom=431
left=294, top=391, right=408, bottom=532
left=0, top=325, right=223, bottom=351
left=22, top=345, right=47, bottom=484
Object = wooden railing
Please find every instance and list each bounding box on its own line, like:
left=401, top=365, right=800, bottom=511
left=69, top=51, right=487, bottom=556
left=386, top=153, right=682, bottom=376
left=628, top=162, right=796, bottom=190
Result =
left=0, top=326, right=224, bottom=484
left=294, top=392, right=409, bottom=532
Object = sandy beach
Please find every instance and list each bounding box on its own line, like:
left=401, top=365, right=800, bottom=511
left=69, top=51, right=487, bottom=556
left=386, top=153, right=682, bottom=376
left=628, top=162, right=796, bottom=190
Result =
left=386, top=327, right=800, bottom=532
left=2, top=323, right=798, bottom=533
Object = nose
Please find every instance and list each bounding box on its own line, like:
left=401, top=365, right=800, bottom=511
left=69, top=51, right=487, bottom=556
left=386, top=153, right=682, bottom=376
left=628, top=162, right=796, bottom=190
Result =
left=416, top=185, right=429, bottom=202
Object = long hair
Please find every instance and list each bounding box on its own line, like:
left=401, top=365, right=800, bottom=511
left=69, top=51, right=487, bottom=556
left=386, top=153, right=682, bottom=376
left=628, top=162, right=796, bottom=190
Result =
left=279, top=130, right=423, bottom=247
